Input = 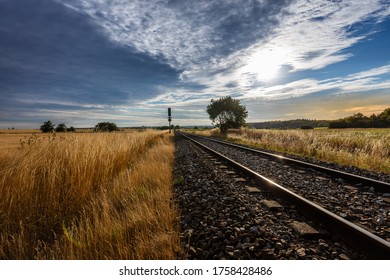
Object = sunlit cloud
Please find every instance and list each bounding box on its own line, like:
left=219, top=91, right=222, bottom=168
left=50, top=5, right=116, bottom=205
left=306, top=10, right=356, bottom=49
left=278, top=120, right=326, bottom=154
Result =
left=239, top=47, right=291, bottom=82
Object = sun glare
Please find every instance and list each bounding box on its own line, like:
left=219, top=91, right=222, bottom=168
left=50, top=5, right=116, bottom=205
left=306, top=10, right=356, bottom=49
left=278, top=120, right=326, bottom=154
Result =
left=243, top=47, right=289, bottom=81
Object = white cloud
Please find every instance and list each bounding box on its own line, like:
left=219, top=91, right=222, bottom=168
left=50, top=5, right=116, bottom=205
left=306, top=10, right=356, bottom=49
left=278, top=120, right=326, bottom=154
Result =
left=345, top=65, right=390, bottom=81
left=60, top=0, right=223, bottom=71
left=60, top=1, right=390, bottom=78
left=232, top=0, right=390, bottom=84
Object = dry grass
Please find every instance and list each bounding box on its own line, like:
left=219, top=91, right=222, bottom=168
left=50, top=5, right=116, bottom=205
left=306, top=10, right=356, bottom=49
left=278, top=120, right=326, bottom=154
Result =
left=0, top=130, right=179, bottom=259
left=191, top=128, right=390, bottom=174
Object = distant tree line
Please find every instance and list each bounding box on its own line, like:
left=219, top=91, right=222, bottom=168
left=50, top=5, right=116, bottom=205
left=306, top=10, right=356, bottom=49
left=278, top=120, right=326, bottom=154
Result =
left=157, top=125, right=180, bottom=131
left=329, top=108, right=390, bottom=128
left=248, top=108, right=390, bottom=129
left=39, top=120, right=186, bottom=133
left=40, top=120, right=75, bottom=133
left=39, top=121, right=122, bottom=133
left=249, top=119, right=329, bottom=129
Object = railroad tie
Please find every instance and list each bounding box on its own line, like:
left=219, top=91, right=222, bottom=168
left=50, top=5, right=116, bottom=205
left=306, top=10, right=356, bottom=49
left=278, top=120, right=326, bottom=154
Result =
left=290, top=221, right=322, bottom=239
left=260, top=199, right=283, bottom=211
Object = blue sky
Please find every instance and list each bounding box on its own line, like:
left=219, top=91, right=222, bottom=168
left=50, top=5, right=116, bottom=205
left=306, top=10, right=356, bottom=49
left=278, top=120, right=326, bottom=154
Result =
left=1, top=0, right=390, bottom=128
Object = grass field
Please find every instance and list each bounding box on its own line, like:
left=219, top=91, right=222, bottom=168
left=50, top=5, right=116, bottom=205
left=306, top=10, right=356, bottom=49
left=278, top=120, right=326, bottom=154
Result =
left=191, top=128, right=390, bottom=174
left=0, top=130, right=179, bottom=259
left=0, top=129, right=40, bottom=150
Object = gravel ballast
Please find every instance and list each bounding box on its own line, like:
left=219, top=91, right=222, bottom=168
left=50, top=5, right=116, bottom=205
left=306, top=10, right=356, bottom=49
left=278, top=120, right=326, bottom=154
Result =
left=191, top=135, right=390, bottom=242
left=173, top=134, right=365, bottom=260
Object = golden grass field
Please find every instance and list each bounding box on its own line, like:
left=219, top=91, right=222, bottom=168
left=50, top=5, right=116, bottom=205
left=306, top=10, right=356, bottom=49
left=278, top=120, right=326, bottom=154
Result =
left=1, top=127, right=388, bottom=259
left=191, top=128, right=390, bottom=174
left=0, top=130, right=179, bottom=259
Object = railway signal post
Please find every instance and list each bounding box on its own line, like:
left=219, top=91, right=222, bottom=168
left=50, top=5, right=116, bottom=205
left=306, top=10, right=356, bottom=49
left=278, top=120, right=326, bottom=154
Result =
left=168, top=107, right=172, bottom=133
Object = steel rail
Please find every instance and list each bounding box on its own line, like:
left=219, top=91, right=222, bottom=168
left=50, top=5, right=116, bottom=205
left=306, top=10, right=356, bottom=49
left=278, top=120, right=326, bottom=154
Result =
left=184, top=132, right=390, bottom=192
left=179, top=132, right=390, bottom=259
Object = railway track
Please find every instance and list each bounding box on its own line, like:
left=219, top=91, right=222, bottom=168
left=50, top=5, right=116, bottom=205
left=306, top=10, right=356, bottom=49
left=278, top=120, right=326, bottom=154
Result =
left=176, top=132, right=390, bottom=259
left=186, top=133, right=390, bottom=192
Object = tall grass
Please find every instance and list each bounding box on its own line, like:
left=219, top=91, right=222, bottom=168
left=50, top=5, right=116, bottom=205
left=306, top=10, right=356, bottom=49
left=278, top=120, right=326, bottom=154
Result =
left=193, top=128, right=390, bottom=174
left=0, top=131, right=179, bottom=259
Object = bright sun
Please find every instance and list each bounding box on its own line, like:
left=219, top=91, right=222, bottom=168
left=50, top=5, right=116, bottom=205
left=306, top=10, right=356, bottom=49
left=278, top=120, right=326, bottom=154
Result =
left=243, top=47, right=289, bottom=81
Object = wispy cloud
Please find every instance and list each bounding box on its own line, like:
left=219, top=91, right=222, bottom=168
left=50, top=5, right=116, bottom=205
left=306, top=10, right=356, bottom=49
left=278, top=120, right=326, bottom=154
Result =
left=59, top=0, right=289, bottom=71
left=345, top=65, right=390, bottom=80
left=61, top=0, right=390, bottom=79
left=239, top=64, right=390, bottom=101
